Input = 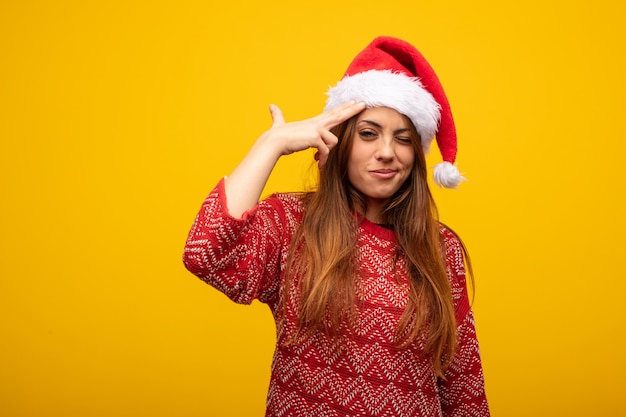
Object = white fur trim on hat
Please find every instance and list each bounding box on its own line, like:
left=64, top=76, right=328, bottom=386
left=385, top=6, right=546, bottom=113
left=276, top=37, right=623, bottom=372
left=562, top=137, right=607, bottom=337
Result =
left=324, top=70, right=441, bottom=153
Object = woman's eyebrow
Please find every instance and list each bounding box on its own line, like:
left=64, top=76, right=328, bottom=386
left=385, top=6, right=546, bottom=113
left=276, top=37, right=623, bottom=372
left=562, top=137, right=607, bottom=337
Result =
left=359, top=119, right=383, bottom=129
left=359, top=119, right=410, bottom=134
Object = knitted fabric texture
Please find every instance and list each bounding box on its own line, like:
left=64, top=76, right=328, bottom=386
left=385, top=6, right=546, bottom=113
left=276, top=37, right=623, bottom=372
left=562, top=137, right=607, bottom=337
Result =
left=183, top=179, right=489, bottom=417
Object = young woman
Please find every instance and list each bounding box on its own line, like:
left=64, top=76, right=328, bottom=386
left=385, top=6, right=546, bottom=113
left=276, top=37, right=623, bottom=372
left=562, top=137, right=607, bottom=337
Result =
left=183, top=36, right=489, bottom=416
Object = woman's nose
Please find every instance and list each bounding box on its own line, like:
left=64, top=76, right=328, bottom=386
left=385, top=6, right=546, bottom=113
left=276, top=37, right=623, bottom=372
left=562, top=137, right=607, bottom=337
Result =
left=375, top=138, right=395, bottom=160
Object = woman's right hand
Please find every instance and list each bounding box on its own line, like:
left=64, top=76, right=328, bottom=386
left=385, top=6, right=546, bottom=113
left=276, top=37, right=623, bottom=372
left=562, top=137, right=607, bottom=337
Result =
left=261, top=100, right=366, bottom=168
left=223, top=101, right=365, bottom=218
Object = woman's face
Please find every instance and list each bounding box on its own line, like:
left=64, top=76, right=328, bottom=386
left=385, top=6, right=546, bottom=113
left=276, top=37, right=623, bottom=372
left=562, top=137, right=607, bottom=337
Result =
left=347, top=107, right=416, bottom=217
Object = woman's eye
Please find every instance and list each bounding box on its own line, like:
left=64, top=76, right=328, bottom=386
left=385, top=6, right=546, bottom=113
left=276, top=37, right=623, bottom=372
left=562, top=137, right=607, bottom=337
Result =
left=396, top=136, right=411, bottom=144
left=359, top=130, right=377, bottom=139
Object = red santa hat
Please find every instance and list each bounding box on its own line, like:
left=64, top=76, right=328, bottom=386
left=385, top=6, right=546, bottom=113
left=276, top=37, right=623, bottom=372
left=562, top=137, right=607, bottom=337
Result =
left=324, top=36, right=465, bottom=188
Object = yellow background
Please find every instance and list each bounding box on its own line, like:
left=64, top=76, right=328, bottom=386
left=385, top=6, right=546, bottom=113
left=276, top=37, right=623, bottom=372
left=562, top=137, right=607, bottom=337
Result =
left=1, top=0, right=625, bottom=416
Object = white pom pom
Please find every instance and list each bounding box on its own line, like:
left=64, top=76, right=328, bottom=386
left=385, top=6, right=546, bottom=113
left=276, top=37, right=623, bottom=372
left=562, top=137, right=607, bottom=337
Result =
left=433, top=161, right=466, bottom=188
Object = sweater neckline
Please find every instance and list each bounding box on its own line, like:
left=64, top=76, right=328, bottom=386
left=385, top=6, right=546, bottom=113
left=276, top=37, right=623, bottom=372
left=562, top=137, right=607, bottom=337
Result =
left=359, top=216, right=396, bottom=242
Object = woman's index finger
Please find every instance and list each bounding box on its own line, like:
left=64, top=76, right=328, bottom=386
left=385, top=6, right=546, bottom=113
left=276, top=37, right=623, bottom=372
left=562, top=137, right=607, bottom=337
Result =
left=322, top=101, right=366, bottom=128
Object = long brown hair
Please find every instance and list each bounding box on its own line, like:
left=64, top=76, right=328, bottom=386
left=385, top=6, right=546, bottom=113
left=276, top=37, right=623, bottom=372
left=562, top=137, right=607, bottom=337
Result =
left=283, top=112, right=458, bottom=377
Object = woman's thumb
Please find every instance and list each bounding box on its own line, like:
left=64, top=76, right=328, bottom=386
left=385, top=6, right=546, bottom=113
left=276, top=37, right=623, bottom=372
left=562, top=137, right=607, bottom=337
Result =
left=268, top=104, right=285, bottom=125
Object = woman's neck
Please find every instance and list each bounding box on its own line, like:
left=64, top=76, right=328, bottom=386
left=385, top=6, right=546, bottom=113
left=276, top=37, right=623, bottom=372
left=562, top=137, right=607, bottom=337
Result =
left=363, top=199, right=387, bottom=224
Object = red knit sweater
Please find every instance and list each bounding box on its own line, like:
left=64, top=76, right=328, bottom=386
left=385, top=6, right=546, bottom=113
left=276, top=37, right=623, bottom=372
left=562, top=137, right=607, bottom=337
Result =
left=183, top=179, right=489, bottom=417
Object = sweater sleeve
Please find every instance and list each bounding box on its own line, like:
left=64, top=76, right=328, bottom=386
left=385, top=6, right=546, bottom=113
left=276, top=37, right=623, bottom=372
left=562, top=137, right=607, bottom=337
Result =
left=182, top=178, right=296, bottom=305
left=438, top=229, right=490, bottom=417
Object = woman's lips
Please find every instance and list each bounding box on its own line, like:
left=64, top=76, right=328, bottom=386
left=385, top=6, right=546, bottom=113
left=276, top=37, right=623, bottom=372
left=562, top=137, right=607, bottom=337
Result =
left=370, top=169, right=397, bottom=179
